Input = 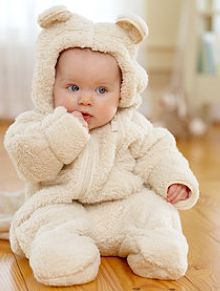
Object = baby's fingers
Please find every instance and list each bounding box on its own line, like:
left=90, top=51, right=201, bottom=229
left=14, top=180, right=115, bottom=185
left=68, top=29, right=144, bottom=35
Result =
left=71, top=111, right=88, bottom=128
left=167, top=191, right=179, bottom=203
left=167, top=188, right=189, bottom=204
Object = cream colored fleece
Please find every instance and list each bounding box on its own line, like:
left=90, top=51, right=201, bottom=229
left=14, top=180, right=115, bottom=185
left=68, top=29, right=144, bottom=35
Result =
left=3, top=6, right=199, bottom=286
left=4, top=107, right=199, bottom=208
left=0, top=191, right=24, bottom=239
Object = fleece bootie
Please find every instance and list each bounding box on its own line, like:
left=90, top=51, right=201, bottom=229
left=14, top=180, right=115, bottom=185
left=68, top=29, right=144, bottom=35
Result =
left=29, top=229, right=100, bottom=286
left=126, top=229, right=188, bottom=280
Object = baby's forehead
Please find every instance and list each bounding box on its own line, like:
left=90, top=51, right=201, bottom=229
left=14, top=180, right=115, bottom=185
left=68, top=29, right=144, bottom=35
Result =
left=57, top=47, right=117, bottom=65
left=56, top=47, right=121, bottom=77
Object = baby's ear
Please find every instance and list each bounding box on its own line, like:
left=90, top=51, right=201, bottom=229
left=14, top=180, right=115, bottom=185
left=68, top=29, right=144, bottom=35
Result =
left=116, top=14, right=148, bottom=44
left=38, top=5, right=72, bottom=29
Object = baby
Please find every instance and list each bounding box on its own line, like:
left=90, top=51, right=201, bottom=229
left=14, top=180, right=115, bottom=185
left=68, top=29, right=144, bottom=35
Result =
left=4, top=6, right=199, bottom=286
left=55, top=47, right=189, bottom=203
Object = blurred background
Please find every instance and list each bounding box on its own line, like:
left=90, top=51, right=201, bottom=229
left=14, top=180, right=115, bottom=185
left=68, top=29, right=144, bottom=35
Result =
left=0, top=0, right=220, bottom=138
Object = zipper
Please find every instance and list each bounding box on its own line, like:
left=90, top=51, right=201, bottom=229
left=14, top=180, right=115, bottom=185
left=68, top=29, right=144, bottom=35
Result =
left=78, top=137, right=98, bottom=200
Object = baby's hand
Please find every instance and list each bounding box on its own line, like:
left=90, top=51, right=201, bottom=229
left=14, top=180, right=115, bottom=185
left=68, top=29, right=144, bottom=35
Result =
left=167, top=184, right=190, bottom=204
left=71, top=111, right=88, bottom=128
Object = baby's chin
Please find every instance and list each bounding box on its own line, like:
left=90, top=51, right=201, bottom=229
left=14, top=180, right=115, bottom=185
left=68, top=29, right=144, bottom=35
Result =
left=88, top=124, right=100, bottom=131
left=88, top=121, right=109, bottom=131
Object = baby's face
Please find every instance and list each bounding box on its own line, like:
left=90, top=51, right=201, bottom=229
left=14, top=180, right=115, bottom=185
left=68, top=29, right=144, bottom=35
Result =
left=53, top=48, right=121, bottom=130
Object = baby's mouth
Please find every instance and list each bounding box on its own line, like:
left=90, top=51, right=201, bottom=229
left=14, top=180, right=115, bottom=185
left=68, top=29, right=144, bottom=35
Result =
left=81, top=112, right=93, bottom=122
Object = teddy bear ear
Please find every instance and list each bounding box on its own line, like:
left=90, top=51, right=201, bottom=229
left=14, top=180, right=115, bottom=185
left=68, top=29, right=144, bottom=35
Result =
left=116, top=14, right=148, bottom=44
left=38, top=5, right=72, bottom=29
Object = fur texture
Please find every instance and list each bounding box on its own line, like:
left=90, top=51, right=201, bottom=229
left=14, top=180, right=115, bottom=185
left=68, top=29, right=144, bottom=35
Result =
left=4, top=6, right=199, bottom=286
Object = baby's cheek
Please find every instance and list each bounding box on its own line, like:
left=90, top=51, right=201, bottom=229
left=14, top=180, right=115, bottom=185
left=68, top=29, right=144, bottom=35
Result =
left=57, top=98, right=75, bottom=112
left=107, top=106, right=118, bottom=118
left=104, top=111, right=116, bottom=123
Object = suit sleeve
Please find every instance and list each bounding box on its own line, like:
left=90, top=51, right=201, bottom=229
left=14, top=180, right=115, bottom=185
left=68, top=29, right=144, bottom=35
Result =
left=130, top=115, right=199, bottom=210
left=4, top=107, right=90, bottom=183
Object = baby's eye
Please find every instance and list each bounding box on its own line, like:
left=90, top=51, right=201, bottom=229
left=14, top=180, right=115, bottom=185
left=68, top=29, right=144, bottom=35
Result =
left=96, top=87, right=107, bottom=94
left=67, top=85, right=79, bottom=92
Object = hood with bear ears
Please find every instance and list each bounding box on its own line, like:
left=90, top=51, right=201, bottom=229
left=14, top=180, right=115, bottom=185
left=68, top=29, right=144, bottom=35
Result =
left=31, top=6, right=148, bottom=114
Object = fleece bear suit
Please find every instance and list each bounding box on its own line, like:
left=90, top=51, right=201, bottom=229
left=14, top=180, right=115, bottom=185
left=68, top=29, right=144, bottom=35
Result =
left=4, top=6, right=199, bottom=286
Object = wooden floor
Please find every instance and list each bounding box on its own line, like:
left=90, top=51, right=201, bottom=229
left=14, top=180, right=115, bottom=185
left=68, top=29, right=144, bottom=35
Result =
left=0, top=120, right=220, bottom=291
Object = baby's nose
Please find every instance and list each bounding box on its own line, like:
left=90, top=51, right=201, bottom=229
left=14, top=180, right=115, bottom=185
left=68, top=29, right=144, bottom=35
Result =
left=79, top=94, right=93, bottom=105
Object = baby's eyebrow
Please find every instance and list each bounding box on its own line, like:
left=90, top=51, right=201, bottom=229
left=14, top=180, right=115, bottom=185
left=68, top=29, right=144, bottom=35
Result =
left=96, top=83, right=115, bottom=89
left=95, top=79, right=116, bottom=86
left=59, top=78, right=77, bottom=83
